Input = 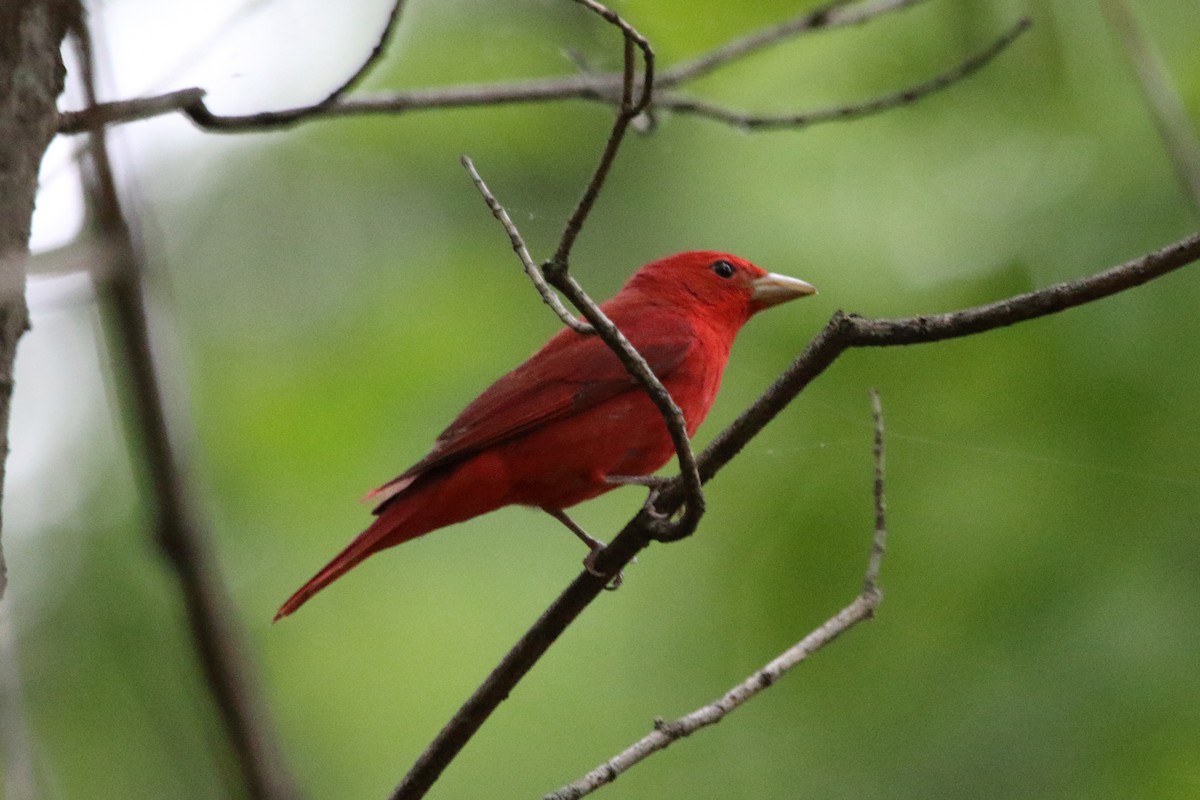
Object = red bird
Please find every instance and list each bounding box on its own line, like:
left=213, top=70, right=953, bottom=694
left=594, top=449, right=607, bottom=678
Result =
left=275, top=252, right=814, bottom=619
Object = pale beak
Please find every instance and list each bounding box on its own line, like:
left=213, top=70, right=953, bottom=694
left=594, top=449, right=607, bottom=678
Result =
left=750, top=272, right=817, bottom=308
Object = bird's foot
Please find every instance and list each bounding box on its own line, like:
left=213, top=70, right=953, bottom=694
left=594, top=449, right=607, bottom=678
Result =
left=583, top=548, right=624, bottom=591
left=545, top=507, right=632, bottom=590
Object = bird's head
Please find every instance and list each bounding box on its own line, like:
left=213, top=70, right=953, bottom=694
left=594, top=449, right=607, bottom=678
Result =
left=620, top=251, right=816, bottom=329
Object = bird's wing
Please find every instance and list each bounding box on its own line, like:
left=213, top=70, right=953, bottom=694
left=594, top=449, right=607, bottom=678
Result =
left=366, top=314, right=693, bottom=507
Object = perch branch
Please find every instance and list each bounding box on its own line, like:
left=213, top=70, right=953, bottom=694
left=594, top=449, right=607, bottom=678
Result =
left=68, top=21, right=297, bottom=800
left=544, top=391, right=889, bottom=800
left=392, top=227, right=1200, bottom=800
left=693, top=230, right=1200, bottom=491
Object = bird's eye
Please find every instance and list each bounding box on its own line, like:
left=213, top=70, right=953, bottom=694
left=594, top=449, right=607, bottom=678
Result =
left=710, top=259, right=736, bottom=279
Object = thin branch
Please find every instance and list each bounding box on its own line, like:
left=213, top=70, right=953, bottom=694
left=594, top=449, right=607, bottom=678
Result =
left=657, top=17, right=1032, bottom=131
left=549, top=592, right=880, bottom=799
left=313, top=0, right=408, bottom=107
left=1100, top=0, right=1200, bottom=211
left=865, top=388, right=886, bottom=594
left=459, top=155, right=590, bottom=333
left=542, top=0, right=705, bottom=535
left=68, top=21, right=298, bottom=800
left=547, top=596, right=879, bottom=800
left=551, top=0, right=654, bottom=265
left=393, top=227, right=1200, bottom=800
left=693, top=230, right=1200, bottom=491
left=185, top=0, right=407, bottom=129
left=658, top=0, right=926, bottom=85
left=57, top=87, right=208, bottom=133
left=58, top=0, right=408, bottom=134
left=545, top=392, right=890, bottom=800
left=388, top=527, right=649, bottom=800
left=55, top=0, right=1019, bottom=137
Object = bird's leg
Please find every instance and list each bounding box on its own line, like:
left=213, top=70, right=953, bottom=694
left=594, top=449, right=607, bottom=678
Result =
left=605, top=474, right=672, bottom=519
left=543, top=508, right=626, bottom=590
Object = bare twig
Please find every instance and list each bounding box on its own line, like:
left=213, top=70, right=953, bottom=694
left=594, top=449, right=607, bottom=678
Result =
left=58, top=0, right=408, bottom=134
left=68, top=21, right=297, bottom=800
left=545, top=392, right=890, bottom=800
left=184, top=0, right=407, bottom=130
left=541, top=266, right=706, bottom=542
left=551, top=0, right=654, bottom=265
left=541, top=0, right=705, bottom=535
left=392, top=228, right=1200, bottom=800
left=55, top=0, right=1019, bottom=137
left=865, top=388, right=886, bottom=593
left=459, top=155, right=590, bottom=333
left=693, top=230, right=1200, bottom=491
left=1100, top=0, right=1200, bottom=210
left=657, top=17, right=1032, bottom=131
left=547, top=596, right=879, bottom=800
left=57, top=87, right=208, bottom=133
left=658, top=0, right=925, bottom=85
left=461, top=153, right=704, bottom=535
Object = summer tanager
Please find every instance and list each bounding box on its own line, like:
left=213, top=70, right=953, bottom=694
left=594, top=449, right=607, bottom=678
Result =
left=275, top=252, right=814, bottom=619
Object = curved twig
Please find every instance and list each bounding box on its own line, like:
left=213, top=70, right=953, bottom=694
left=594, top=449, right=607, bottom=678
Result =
left=182, top=0, right=408, bottom=130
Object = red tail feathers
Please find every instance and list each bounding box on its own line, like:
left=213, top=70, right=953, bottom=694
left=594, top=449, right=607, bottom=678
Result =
left=274, top=502, right=423, bottom=621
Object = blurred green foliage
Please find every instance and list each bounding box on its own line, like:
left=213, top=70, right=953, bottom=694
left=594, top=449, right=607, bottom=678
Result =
left=8, top=0, right=1200, bottom=798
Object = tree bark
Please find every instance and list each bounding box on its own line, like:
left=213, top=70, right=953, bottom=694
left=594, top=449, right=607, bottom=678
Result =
left=0, top=0, right=74, bottom=598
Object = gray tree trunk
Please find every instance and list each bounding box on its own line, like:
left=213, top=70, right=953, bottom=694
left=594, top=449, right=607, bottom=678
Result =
left=0, top=0, right=74, bottom=598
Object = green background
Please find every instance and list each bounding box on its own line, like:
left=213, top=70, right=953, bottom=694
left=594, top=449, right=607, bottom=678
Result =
left=9, top=0, right=1200, bottom=798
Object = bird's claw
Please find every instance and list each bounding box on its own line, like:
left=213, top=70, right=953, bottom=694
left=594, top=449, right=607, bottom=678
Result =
left=642, top=489, right=669, bottom=519
left=583, top=547, right=633, bottom=591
